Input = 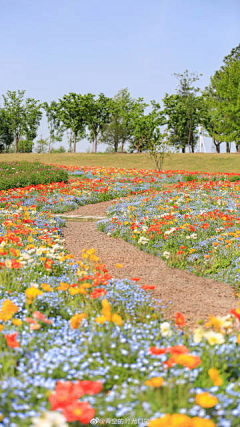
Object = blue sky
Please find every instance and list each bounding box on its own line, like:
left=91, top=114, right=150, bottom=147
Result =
left=1, top=0, right=240, bottom=152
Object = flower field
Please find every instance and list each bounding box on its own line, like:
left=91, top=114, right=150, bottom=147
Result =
left=0, top=165, right=240, bottom=427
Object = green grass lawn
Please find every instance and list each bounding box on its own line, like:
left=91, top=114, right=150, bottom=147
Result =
left=0, top=152, right=240, bottom=173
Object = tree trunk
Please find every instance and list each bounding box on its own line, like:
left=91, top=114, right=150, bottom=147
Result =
left=48, top=134, right=52, bottom=153
left=94, top=133, right=97, bottom=153
left=226, top=142, right=230, bottom=153
left=121, top=138, right=125, bottom=153
left=182, top=146, right=185, bottom=153
left=215, top=143, right=220, bottom=153
left=236, top=144, right=240, bottom=153
left=73, top=132, right=76, bottom=153
left=14, top=131, right=18, bottom=153
left=114, top=137, right=118, bottom=152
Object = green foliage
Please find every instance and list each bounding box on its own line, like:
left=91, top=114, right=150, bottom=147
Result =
left=57, top=93, right=90, bottom=153
left=18, top=139, right=33, bottom=153
left=50, top=146, right=66, bottom=153
left=0, top=108, right=14, bottom=152
left=101, top=88, right=138, bottom=152
left=0, top=161, right=68, bottom=190
left=163, top=71, right=203, bottom=153
left=42, top=101, right=64, bottom=152
left=229, top=175, right=240, bottom=182
left=147, top=132, right=171, bottom=171
left=2, top=90, right=42, bottom=153
left=203, top=43, right=240, bottom=153
left=34, top=138, right=48, bottom=153
left=86, top=93, right=112, bottom=153
left=130, top=100, right=165, bottom=153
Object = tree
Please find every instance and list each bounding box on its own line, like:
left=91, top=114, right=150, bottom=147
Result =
left=57, top=93, right=89, bottom=153
left=2, top=90, right=42, bottom=153
left=35, top=137, right=48, bottom=153
left=42, top=101, right=64, bottom=152
left=0, top=108, right=14, bottom=152
left=86, top=93, right=112, bottom=153
left=163, top=71, right=203, bottom=153
left=206, top=44, right=240, bottom=152
left=129, top=101, right=165, bottom=153
left=147, top=131, right=171, bottom=171
left=200, top=88, right=226, bottom=153
left=101, top=88, right=143, bottom=153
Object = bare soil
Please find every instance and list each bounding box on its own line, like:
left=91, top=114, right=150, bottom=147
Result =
left=63, top=201, right=237, bottom=326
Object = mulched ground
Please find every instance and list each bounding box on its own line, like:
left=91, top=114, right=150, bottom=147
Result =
left=63, top=201, right=237, bottom=326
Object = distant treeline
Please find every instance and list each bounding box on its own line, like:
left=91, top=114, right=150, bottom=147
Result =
left=0, top=44, right=239, bottom=154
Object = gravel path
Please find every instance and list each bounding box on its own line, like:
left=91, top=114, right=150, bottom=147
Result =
left=63, top=200, right=236, bottom=326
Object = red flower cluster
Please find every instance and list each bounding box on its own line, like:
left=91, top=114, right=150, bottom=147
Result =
left=49, top=380, right=102, bottom=424
left=89, top=288, right=107, bottom=299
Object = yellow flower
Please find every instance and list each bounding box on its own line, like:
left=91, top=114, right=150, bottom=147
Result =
left=0, top=312, right=12, bottom=321
left=80, top=283, right=91, bottom=289
left=208, top=368, right=223, bottom=386
left=1, top=299, right=18, bottom=315
left=12, top=318, right=23, bottom=326
left=237, top=334, right=240, bottom=345
left=148, top=414, right=192, bottom=426
left=0, top=324, right=4, bottom=331
left=111, top=313, right=123, bottom=326
left=196, top=392, right=218, bottom=408
left=56, top=282, right=69, bottom=291
left=115, top=263, right=123, bottom=268
left=192, top=418, right=216, bottom=427
left=95, top=315, right=107, bottom=324
left=145, top=377, right=164, bottom=388
left=25, top=287, right=43, bottom=303
left=41, top=283, right=53, bottom=292
left=70, top=313, right=86, bottom=329
left=68, top=287, right=86, bottom=296
left=102, top=299, right=111, bottom=321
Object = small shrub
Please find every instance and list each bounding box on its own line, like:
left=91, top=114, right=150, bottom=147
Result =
left=0, top=161, right=68, bottom=190
left=229, top=175, right=240, bottom=182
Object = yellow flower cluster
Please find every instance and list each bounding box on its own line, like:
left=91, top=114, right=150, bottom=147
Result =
left=25, top=287, right=43, bottom=304
left=0, top=299, right=18, bottom=321
left=95, top=299, right=123, bottom=326
left=70, top=313, right=87, bottom=329
left=148, top=414, right=216, bottom=427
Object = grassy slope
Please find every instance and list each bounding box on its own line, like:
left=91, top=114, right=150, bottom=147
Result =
left=0, top=152, right=240, bottom=173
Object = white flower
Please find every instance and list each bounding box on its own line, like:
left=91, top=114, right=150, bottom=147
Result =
left=164, top=227, right=176, bottom=236
left=30, top=411, right=68, bottom=427
left=160, top=322, right=172, bottom=337
left=138, top=236, right=149, bottom=245
left=190, top=233, right=197, bottom=239
left=193, top=327, right=204, bottom=343
left=204, top=331, right=225, bottom=346
left=163, top=251, right=171, bottom=259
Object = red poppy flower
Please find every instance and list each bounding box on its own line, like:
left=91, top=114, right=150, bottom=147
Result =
left=169, top=345, right=189, bottom=355
left=77, top=380, right=102, bottom=395
left=61, top=401, right=95, bottom=424
left=49, top=381, right=85, bottom=410
left=175, top=312, right=186, bottom=327
left=89, top=288, right=107, bottom=299
left=149, top=346, right=168, bottom=355
left=230, top=308, right=240, bottom=321
left=5, top=332, right=20, bottom=348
